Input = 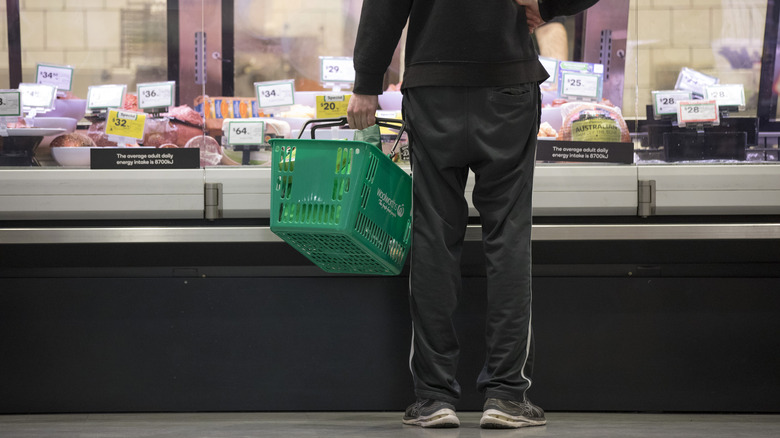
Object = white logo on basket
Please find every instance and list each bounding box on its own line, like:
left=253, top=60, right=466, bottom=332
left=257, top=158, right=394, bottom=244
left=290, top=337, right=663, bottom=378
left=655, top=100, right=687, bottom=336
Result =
left=377, top=188, right=405, bottom=218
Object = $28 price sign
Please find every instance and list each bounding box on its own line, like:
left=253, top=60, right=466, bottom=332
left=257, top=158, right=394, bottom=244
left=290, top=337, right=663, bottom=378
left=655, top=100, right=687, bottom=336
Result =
left=676, top=100, right=719, bottom=128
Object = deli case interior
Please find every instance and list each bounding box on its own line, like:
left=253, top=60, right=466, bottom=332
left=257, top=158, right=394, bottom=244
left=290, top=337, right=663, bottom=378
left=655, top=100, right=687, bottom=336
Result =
left=1, top=0, right=779, bottom=414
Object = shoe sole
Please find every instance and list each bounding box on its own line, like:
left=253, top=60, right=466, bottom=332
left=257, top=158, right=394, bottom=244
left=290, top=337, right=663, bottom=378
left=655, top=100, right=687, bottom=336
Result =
left=480, top=409, right=547, bottom=429
left=403, top=408, right=460, bottom=428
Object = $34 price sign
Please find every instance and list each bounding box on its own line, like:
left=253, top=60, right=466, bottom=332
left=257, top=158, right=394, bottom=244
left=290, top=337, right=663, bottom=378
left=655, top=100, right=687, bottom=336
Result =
left=316, top=94, right=351, bottom=119
left=105, top=109, right=147, bottom=140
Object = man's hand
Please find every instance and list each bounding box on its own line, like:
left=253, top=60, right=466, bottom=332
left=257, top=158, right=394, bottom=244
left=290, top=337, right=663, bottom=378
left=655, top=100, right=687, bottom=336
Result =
left=347, top=94, right=379, bottom=130
left=515, top=0, right=545, bottom=33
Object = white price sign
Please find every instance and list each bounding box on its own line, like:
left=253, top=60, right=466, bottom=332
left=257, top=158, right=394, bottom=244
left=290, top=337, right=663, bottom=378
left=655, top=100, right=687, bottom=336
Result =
left=137, top=81, right=175, bottom=109
left=36, top=64, right=74, bottom=91
left=539, top=56, right=559, bottom=84
left=705, top=84, right=745, bottom=108
left=19, top=83, right=57, bottom=110
left=0, top=91, right=22, bottom=117
left=320, top=57, right=355, bottom=83
left=255, top=80, right=295, bottom=108
left=677, top=99, right=719, bottom=127
left=225, top=119, right=266, bottom=145
left=561, top=72, right=600, bottom=99
left=87, top=84, right=127, bottom=110
left=652, top=90, right=692, bottom=117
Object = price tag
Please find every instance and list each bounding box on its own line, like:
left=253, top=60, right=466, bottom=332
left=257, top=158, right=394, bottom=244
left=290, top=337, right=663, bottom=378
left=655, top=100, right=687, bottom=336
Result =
left=225, top=119, right=266, bottom=145
left=137, top=81, right=175, bottom=109
left=0, top=91, right=22, bottom=117
left=677, top=99, right=719, bottom=127
left=316, top=94, right=351, bottom=118
left=652, top=90, right=692, bottom=118
left=36, top=64, right=74, bottom=91
left=560, top=72, right=601, bottom=99
left=705, top=84, right=745, bottom=108
left=675, top=67, right=718, bottom=98
left=320, top=57, right=355, bottom=84
left=105, top=109, right=147, bottom=140
left=539, top=56, right=559, bottom=84
left=255, top=80, right=295, bottom=109
left=18, top=83, right=57, bottom=111
left=87, top=84, right=127, bottom=110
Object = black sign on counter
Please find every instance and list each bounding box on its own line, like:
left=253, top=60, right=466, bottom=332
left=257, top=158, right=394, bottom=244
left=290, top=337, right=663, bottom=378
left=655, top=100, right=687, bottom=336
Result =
left=536, top=140, right=634, bottom=164
left=91, top=148, right=200, bottom=169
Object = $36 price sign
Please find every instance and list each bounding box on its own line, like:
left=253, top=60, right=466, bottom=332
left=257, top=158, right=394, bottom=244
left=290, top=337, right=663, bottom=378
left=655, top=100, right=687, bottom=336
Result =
left=105, top=109, right=147, bottom=140
left=137, top=81, right=175, bottom=109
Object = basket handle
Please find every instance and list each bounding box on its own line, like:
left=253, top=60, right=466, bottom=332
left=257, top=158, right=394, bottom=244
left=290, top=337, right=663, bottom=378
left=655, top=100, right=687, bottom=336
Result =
left=298, top=117, right=407, bottom=158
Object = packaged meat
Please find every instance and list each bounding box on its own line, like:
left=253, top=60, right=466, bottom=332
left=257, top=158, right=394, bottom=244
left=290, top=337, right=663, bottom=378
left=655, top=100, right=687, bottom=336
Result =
left=557, top=102, right=630, bottom=143
left=185, top=134, right=222, bottom=167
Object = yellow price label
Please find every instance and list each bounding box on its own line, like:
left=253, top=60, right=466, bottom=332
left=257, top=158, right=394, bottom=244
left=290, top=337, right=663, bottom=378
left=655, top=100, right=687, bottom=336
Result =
left=316, top=94, right=351, bottom=119
left=105, top=109, right=147, bottom=140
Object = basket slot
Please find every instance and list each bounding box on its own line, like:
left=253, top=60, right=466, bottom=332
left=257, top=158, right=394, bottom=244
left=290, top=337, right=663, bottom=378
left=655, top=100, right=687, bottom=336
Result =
left=355, top=211, right=389, bottom=255
left=278, top=202, right=342, bottom=225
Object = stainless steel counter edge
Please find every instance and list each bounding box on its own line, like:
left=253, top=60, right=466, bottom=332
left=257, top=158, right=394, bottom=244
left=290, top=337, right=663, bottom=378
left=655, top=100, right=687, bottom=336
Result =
left=2, top=223, right=780, bottom=244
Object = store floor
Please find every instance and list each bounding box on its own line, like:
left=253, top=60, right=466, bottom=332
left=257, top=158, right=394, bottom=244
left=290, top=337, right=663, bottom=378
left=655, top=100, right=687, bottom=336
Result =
left=2, top=412, right=780, bottom=437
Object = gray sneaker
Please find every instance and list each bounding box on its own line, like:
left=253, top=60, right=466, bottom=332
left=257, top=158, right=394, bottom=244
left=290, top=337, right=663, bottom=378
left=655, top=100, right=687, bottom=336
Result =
left=402, top=399, right=460, bottom=428
left=480, top=398, right=547, bottom=429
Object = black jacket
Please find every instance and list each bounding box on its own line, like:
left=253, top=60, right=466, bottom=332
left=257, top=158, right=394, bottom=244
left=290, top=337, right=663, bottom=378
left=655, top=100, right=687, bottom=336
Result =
left=352, top=0, right=599, bottom=95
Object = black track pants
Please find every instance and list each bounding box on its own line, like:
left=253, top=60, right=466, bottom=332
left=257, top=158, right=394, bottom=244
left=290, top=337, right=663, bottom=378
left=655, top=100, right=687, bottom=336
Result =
left=402, top=83, right=539, bottom=404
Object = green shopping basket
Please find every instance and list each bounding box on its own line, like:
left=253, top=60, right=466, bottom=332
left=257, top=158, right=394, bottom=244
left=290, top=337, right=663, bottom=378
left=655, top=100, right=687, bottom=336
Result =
left=269, top=117, right=412, bottom=275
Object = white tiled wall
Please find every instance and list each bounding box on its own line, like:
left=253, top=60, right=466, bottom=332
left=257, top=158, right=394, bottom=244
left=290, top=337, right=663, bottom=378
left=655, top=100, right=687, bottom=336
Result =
left=624, top=0, right=768, bottom=118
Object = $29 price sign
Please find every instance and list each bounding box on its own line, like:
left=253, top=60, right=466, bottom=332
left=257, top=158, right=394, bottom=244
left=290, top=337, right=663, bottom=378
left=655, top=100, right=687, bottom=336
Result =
left=316, top=94, right=351, bottom=119
left=225, top=120, right=266, bottom=145
left=105, top=109, right=147, bottom=140
left=319, top=57, right=355, bottom=84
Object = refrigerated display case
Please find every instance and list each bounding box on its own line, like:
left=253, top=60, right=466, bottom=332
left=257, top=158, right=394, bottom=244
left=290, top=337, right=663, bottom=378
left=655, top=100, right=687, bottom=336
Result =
left=1, top=0, right=779, bottom=415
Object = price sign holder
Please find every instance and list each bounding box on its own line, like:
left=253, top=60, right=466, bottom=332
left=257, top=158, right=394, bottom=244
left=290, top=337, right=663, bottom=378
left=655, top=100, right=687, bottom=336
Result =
left=652, top=90, right=692, bottom=120
left=316, top=94, right=351, bottom=119
left=105, top=109, right=147, bottom=146
left=18, top=83, right=57, bottom=117
left=557, top=61, right=604, bottom=101
left=224, top=119, right=267, bottom=165
left=676, top=99, right=720, bottom=129
left=87, top=84, right=127, bottom=118
left=36, top=63, right=74, bottom=94
left=255, top=80, right=295, bottom=113
left=319, top=56, right=355, bottom=92
left=137, top=81, right=175, bottom=115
